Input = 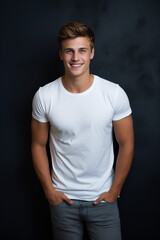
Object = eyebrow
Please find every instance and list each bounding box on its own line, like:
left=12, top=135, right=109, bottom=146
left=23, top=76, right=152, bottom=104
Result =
left=64, top=47, right=88, bottom=51
left=79, top=47, right=88, bottom=50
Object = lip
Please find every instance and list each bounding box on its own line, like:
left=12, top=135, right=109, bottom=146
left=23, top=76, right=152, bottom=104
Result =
left=70, top=63, right=83, bottom=69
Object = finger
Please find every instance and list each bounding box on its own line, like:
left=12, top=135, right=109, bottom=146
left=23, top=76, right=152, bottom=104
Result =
left=62, top=194, right=74, bottom=205
left=94, top=195, right=104, bottom=205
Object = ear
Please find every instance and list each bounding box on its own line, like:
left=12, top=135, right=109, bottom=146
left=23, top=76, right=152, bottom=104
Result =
left=90, top=48, right=95, bottom=60
left=59, top=50, right=63, bottom=60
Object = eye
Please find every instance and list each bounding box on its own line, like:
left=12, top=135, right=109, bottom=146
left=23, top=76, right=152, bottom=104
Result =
left=66, top=50, right=73, bottom=53
left=79, top=49, right=87, bottom=53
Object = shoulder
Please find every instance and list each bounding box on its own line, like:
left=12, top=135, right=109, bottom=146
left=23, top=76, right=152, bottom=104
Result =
left=94, top=75, right=119, bottom=102
left=94, top=75, right=118, bottom=92
left=94, top=75, right=131, bottom=117
left=32, top=77, right=61, bottom=109
left=32, top=77, right=61, bottom=121
left=38, top=77, right=61, bottom=98
left=94, top=75, right=129, bottom=97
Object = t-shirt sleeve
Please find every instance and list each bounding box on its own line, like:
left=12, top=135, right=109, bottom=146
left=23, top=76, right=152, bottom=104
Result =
left=32, top=88, right=49, bottom=122
left=113, top=85, right=132, bottom=121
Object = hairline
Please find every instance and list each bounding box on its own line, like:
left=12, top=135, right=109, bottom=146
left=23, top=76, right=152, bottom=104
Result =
left=59, top=36, right=94, bottom=51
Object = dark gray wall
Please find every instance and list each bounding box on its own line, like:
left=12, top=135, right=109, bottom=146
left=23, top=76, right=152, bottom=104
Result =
left=1, top=0, right=160, bottom=239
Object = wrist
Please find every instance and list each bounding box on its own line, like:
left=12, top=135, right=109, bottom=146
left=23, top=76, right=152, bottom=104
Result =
left=108, top=187, right=120, bottom=198
left=43, top=184, right=56, bottom=198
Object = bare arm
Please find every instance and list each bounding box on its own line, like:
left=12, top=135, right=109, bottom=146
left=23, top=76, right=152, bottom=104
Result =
left=31, top=118, right=73, bottom=205
left=94, top=115, right=134, bottom=204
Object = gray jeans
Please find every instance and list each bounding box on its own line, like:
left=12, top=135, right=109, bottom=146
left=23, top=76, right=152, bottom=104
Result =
left=50, top=200, right=122, bottom=240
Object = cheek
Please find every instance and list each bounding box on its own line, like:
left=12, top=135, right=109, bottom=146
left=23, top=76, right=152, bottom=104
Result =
left=63, top=55, right=71, bottom=63
left=83, top=55, right=91, bottom=62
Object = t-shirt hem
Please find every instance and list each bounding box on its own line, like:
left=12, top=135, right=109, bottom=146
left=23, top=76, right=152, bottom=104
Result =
left=112, top=109, right=132, bottom=121
left=32, top=113, right=49, bottom=123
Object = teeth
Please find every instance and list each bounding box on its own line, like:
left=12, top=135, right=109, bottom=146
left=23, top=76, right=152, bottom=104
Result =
left=72, top=65, right=81, bottom=66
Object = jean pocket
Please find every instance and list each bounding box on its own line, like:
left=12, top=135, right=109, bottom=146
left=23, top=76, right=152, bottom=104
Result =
left=50, top=200, right=64, bottom=208
left=99, top=200, right=116, bottom=205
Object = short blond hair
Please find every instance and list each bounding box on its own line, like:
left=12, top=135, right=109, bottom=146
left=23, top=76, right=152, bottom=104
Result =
left=58, top=22, right=95, bottom=50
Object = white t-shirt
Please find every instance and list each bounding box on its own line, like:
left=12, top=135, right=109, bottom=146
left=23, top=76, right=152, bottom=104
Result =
left=32, top=75, right=132, bottom=201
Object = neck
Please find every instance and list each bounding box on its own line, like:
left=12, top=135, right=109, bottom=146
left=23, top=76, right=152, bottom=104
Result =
left=62, top=72, right=94, bottom=93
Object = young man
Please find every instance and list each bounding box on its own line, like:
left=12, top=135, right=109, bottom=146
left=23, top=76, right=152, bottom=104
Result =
left=31, top=22, right=134, bottom=240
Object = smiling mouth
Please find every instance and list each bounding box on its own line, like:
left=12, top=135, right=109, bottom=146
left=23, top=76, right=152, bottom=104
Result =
left=70, top=64, right=82, bottom=69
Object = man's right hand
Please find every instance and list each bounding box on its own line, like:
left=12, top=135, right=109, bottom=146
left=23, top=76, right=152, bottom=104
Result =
left=45, top=189, right=74, bottom=206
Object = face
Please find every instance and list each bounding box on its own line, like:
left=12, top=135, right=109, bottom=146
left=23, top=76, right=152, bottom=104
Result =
left=59, top=37, right=94, bottom=78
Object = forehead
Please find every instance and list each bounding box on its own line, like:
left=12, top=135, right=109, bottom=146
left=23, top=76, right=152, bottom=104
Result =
left=61, top=37, right=91, bottom=50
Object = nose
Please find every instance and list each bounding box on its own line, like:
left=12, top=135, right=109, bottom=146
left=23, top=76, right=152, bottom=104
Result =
left=72, top=51, right=79, bottom=61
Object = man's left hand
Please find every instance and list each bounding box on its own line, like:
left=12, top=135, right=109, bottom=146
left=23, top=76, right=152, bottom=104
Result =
left=93, top=191, right=118, bottom=205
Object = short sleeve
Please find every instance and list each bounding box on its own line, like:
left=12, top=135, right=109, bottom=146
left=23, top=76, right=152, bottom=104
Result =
left=113, top=85, right=132, bottom=121
left=32, top=89, right=49, bottom=122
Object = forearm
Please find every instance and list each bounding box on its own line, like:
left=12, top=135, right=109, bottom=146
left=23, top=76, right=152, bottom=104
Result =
left=31, top=143, right=55, bottom=196
left=31, top=143, right=73, bottom=205
left=94, top=143, right=134, bottom=204
left=109, top=143, right=134, bottom=197
left=31, top=119, right=72, bottom=205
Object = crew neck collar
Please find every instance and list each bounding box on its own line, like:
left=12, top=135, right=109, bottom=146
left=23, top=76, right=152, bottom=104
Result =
left=60, top=75, right=96, bottom=96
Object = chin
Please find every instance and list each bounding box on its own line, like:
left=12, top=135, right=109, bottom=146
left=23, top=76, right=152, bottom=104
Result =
left=68, top=70, right=83, bottom=77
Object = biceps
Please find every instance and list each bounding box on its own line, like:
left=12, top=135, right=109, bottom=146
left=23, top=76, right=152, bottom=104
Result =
left=113, top=115, right=134, bottom=145
left=31, top=118, right=49, bottom=146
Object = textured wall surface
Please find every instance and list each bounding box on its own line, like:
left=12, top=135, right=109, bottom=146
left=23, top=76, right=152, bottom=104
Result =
left=1, top=0, right=160, bottom=239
